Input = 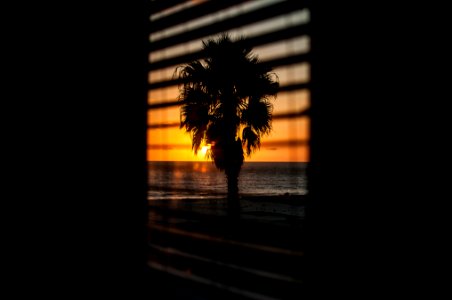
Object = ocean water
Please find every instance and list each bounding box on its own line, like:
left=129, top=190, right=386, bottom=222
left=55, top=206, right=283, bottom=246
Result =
left=148, top=161, right=307, bottom=200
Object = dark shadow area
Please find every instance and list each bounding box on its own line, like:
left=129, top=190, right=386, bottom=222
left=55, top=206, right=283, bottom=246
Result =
left=305, top=2, right=442, bottom=298
left=6, top=1, right=150, bottom=298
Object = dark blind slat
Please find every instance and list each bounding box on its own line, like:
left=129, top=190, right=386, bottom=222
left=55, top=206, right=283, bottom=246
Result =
left=148, top=86, right=310, bottom=110
left=149, top=53, right=311, bottom=90
left=148, top=109, right=310, bottom=129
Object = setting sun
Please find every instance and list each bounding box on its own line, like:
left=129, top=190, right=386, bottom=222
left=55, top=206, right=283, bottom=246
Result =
left=200, top=144, right=211, bottom=156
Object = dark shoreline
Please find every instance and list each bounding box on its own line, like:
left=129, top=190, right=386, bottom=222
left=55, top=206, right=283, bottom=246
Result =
left=148, top=194, right=306, bottom=220
left=148, top=193, right=306, bottom=205
left=240, top=193, right=306, bottom=205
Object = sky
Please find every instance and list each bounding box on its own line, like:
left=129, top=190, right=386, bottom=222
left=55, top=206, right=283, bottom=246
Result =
left=148, top=0, right=310, bottom=162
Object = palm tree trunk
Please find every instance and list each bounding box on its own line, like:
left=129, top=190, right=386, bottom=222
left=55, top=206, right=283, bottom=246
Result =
left=226, top=168, right=240, bottom=217
left=222, top=90, right=243, bottom=217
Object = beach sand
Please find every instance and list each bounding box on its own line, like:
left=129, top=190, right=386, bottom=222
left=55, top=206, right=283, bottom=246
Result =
left=146, top=195, right=306, bottom=299
left=148, top=194, right=305, bottom=220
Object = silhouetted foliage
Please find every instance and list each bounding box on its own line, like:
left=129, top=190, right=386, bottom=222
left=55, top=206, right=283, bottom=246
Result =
left=176, top=34, right=279, bottom=205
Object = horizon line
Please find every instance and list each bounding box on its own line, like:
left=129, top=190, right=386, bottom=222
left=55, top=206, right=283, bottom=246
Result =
left=147, top=160, right=309, bottom=163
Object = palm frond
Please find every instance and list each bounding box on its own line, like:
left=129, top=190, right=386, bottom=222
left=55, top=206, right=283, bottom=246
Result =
left=242, top=126, right=260, bottom=156
left=180, top=88, right=211, bottom=127
left=191, top=125, right=207, bottom=154
left=242, top=100, right=273, bottom=135
left=205, top=121, right=223, bottom=144
left=179, top=88, right=211, bottom=153
left=175, top=60, right=209, bottom=92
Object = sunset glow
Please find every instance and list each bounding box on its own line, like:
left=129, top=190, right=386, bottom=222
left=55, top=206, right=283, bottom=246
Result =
left=148, top=0, right=310, bottom=163
left=200, top=145, right=210, bottom=156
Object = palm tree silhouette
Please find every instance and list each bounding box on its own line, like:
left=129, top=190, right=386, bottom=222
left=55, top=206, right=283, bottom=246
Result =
left=176, top=34, right=279, bottom=213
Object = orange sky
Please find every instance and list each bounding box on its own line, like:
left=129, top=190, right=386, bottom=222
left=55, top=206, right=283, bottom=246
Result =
left=147, top=120, right=310, bottom=162
left=147, top=87, right=310, bottom=162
